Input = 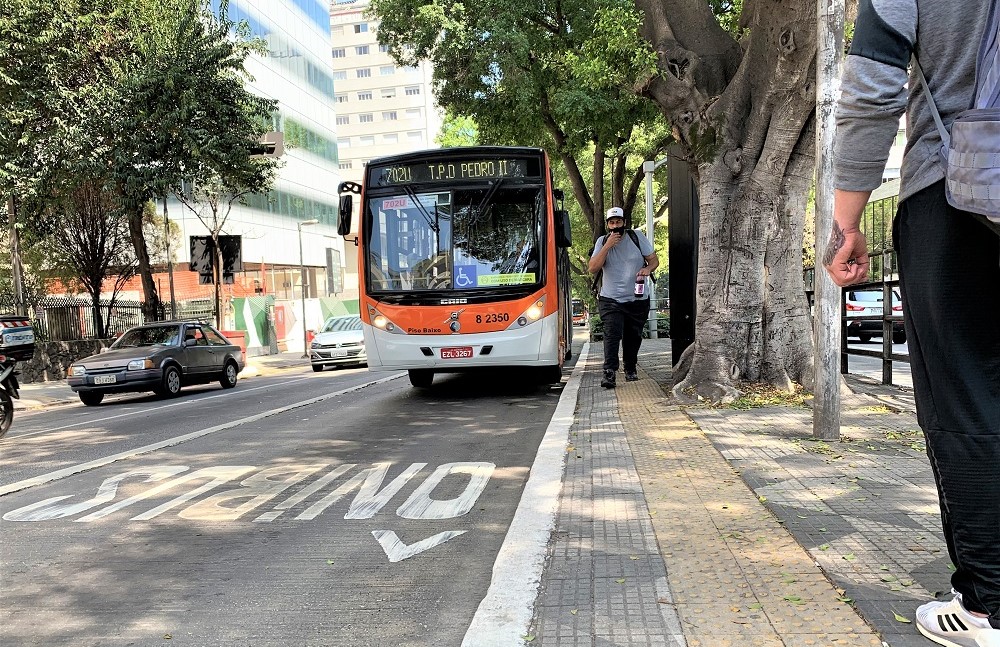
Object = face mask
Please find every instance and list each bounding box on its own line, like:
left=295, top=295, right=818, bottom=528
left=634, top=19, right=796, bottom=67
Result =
left=608, top=225, right=625, bottom=236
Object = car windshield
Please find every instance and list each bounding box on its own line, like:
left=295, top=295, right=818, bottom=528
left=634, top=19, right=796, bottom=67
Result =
left=112, top=325, right=180, bottom=348
left=849, top=291, right=883, bottom=303
left=321, top=316, right=363, bottom=333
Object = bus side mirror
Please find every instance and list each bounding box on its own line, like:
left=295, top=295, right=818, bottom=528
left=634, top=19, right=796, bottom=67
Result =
left=338, top=195, right=353, bottom=236
left=555, top=210, right=572, bottom=248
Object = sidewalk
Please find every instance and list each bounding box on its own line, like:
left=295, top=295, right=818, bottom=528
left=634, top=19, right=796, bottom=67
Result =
left=10, top=351, right=310, bottom=411
left=532, top=337, right=946, bottom=647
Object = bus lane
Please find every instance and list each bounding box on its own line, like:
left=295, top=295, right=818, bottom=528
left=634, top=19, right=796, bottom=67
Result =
left=0, top=362, right=579, bottom=647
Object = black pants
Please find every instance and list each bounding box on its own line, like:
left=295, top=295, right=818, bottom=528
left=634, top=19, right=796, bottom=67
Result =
left=894, top=181, right=1000, bottom=626
left=598, top=297, right=649, bottom=372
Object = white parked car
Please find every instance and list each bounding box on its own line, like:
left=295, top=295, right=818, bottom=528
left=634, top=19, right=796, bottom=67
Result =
left=310, top=315, right=367, bottom=371
left=845, top=289, right=906, bottom=344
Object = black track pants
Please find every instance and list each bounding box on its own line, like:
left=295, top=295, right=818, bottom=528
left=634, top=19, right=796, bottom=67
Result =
left=894, top=181, right=1000, bottom=626
left=597, top=297, right=649, bottom=372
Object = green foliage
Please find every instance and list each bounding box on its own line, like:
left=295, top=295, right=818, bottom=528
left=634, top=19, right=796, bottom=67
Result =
left=709, top=0, right=746, bottom=39
left=436, top=112, right=480, bottom=147
left=369, top=0, right=667, bottom=173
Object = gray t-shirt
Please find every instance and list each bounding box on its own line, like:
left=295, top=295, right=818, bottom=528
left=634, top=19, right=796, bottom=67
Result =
left=591, top=230, right=654, bottom=302
left=834, top=0, right=990, bottom=202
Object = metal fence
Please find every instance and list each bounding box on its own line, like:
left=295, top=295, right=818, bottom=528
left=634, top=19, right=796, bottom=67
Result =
left=0, top=295, right=170, bottom=341
left=804, top=182, right=909, bottom=386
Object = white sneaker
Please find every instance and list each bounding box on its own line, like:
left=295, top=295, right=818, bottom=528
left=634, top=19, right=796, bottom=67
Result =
left=916, top=594, right=1000, bottom=647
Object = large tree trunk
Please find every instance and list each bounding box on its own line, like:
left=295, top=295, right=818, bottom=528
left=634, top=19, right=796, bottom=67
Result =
left=127, top=206, right=160, bottom=321
left=638, top=0, right=817, bottom=402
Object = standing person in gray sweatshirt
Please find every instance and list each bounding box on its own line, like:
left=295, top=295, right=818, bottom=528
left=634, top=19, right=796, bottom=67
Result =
left=826, top=1, right=1000, bottom=646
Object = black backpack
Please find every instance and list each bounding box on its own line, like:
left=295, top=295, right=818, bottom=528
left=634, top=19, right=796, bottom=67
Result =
left=590, top=229, right=643, bottom=298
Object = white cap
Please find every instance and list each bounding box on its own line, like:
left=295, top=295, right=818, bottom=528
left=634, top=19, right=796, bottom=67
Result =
left=605, top=207, right=624, bottom=221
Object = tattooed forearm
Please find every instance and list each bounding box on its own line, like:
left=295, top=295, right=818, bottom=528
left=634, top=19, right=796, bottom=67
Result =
left=822, top=221, right=846, bottom=267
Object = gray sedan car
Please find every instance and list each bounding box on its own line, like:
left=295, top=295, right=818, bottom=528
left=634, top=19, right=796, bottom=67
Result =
left=67, top=321, right=245, bottom=406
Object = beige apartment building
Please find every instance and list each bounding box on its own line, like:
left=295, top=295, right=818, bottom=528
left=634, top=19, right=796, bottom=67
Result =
left=330, top=0, right=444, bottom=184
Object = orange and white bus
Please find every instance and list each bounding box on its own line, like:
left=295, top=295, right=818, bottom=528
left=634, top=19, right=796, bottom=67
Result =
left=336, top=146, right=574, bottom=388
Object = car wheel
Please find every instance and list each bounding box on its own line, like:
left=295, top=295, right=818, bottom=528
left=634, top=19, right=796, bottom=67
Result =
left=155, top=365, right=182, bottom=398
left=859, top=333, right=872, bottom=343
left=220, top=361, right=239, bottom=389
left=892, top=330, right=906, bottom=344
left=408, top=369, right=434, bottom=388
left=79, top=391, right=105, bottom=407
left=312, top=364, right=325, bottom=373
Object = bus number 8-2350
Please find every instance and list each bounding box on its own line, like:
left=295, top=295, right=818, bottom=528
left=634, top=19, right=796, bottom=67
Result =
left=476, top=313, right=510, bottom=324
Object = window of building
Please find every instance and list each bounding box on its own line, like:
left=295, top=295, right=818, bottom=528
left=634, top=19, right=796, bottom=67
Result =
left=383, top=133, right=398, bottom=144
left=331, top=25, right=344, bottom=35
left=332, top=70, right=347, bottom=81
left=381, top=88, right=396, bottom=99
left=379, top=43, right=390, bottom=53
left=405, top=86, right=421, bottom=96
left=380, top=65, right=395, bottom=76
left=355, top=45, right=369, bottom=55
left=354, top=23, right=368, bottom=33
left=357, top=91, right=372, bottom=101
left=405, top=108, right=421, bottom=119
left=332, top=48, right=346, bottom=58
left=338, top=137, right=351, bottom=148
left=382, top=111, right=398, bottom=121
left=407, top=131, right=423, bottom=143
left=359, top=113, right=374, bottom=123
left=357, top=68, right=371, bottom=78
left=360, top=135, right=375, bottom=146
left=339, top=161, right=352, bottom=170
left=335, top=93, right=348, bottom=103
left=336, top=115, right=349, bottom=125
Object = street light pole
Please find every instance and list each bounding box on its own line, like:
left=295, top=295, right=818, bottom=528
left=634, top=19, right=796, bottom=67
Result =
left=642, top=158, right=668, bottom=339
left=298, top=219, right=319, bottom=358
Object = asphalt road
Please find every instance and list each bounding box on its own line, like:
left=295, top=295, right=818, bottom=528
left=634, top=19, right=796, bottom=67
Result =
left=0, top=354, right=579, bottom=647
left=844, top=338, right=913, bottom=388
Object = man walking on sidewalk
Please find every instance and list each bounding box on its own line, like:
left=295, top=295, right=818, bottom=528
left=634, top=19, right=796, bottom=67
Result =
left=589, top=207, right=658, bottom=389
left=826, top=1, right=1000, bottom=646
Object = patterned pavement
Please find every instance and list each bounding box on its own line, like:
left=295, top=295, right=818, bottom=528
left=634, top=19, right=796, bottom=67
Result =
left=532, top=337, right=947, bottom=647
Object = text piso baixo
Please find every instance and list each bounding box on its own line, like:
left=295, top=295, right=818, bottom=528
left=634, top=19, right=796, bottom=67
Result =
left=3, top=462, right=495, bottom=524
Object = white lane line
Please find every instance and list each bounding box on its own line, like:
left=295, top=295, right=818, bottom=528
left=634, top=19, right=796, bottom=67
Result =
left=461, top=344, right=589, bottom=647
left=0, top=374, right=404, bottom=497
left=13, top=376, right=319, bottom=439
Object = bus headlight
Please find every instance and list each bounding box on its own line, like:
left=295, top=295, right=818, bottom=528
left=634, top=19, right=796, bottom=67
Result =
left=369, top=310, right=405, bottom=334
left=509, top=297, right=546, bottom=329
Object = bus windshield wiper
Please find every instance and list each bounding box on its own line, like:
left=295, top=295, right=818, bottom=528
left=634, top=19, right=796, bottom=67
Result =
left=475, top=178, right=505, bottom=218
left=403, top=185, right=438, bottom=233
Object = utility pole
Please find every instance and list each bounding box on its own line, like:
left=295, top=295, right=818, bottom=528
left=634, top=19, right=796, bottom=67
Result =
left=7, top=196, right=27, bottom=317
left=814, top=0, right=845, bottom=440
left=163, top=196, right=177, bottom=319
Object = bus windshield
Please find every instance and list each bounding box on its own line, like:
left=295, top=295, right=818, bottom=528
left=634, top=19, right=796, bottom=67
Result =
left=365, top=184, right=544, bottom=292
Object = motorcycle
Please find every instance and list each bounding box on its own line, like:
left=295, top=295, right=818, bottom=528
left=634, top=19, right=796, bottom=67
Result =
left=0, top=316, right=35, bottom=439
left=0, top=355, right=20, bottom=439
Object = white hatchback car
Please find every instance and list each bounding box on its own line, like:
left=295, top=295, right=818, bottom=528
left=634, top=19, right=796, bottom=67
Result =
left=309, top=315, right=367, bottom=371
left=845, top=289, right=906, bottom=344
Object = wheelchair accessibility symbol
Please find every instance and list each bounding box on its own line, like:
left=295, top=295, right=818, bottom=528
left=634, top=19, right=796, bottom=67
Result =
left=454, top=266, right=477, bottom=288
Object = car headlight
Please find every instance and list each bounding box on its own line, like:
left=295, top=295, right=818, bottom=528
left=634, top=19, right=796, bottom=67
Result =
left=127, top=359, right=154, bottom=371
left=69, top=365, right=86, bottom=377
left=311, top=341, right=320, bottom=348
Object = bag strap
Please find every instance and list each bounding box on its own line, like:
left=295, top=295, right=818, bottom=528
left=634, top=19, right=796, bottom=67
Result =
left=912, top=58, right=951, bottom=150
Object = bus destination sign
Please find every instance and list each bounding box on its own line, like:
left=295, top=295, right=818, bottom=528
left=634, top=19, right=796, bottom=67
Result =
left=371, top=158, right=540, bottom=186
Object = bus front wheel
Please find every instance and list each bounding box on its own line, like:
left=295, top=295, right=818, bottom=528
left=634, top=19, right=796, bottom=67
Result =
left=538, top=365, right=563, bottom=385
left=408, top=369, right=434, bottom=388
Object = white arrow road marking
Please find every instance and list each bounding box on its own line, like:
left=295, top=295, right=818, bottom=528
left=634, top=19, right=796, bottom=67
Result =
left=372, top=529, right=466, bottom=563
